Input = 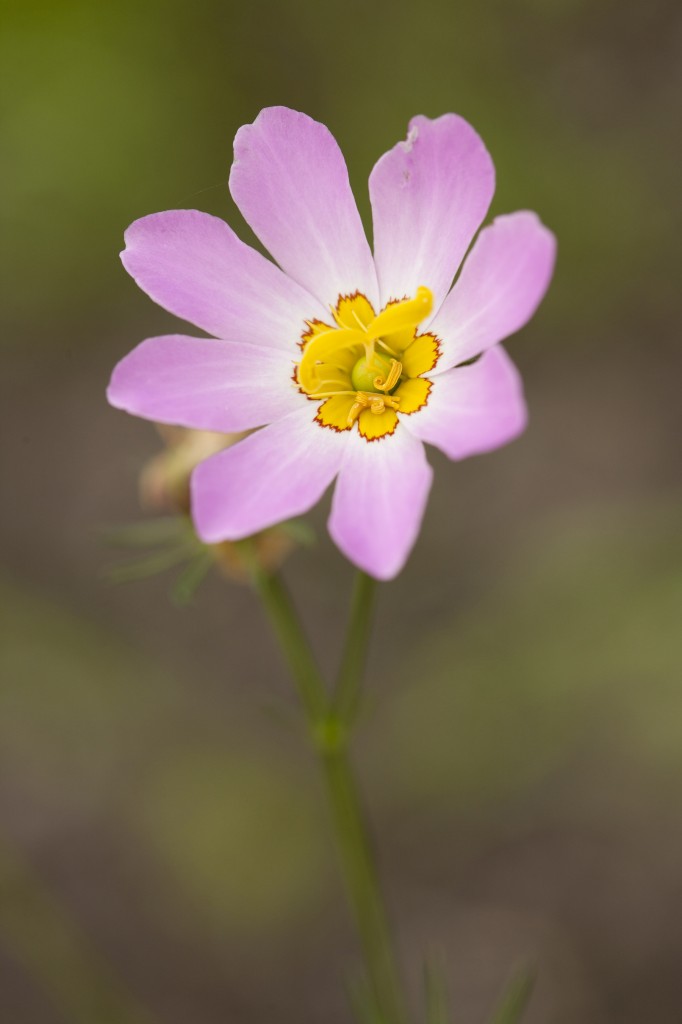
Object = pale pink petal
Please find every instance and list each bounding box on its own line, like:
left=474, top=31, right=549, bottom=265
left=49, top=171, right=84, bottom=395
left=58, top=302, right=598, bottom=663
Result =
left=404, top=346, right=527, bottom=460
left=191, top=407, right=345, bottom=542
left=107, top=335, right=301, bottom=433
left=122, top=210, right=326, bottom=348
left=230, top=107, right=378, bottom=309
left=430, top=212, right=556, bottom=372
left=328, top=429, right=433, bottom=580
left=369, top=114, right=495, bottom=312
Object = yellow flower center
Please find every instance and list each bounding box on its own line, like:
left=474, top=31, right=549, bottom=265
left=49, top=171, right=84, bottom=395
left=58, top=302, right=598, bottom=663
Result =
left=297, top=287, right=440, bottom=441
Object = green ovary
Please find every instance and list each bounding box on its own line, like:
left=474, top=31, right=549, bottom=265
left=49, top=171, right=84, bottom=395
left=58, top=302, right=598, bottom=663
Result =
left=350, top=353, right=393, bottom=394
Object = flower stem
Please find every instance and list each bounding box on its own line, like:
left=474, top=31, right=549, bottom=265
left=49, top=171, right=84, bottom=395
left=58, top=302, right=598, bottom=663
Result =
left=249, top=562, right=407, bottom=1024
left=249, top=561, right=328, bottom=724
left=320, top=743, right=408, bottom=1024
left=333, top=571, right=377, bottom=726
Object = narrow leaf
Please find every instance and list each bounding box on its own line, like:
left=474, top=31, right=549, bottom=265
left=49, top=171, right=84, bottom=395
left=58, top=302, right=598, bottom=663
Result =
left=489, top=967, right=535, bottom=1024
left=347, top=975, right=384, bottom=1024
left=99, top=517, right=189, bottom=548
left=423, top=958, right=450, bottom=1024
left=105, top=545, right=192, bottom=584
left=280, top=518, right=317, bottom=546
left=171, top=551, right=213, bottom=605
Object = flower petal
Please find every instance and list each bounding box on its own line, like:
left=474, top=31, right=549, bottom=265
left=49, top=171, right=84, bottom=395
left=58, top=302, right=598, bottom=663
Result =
left=230, top=107, right=378, bottom=309
left=430, top=212, right=556, bottom=372
left=107, top=335, right=302, bottom=433
left=369, top=114, right=495, bottom=312
left=328, top=429, right=433, bottom=580
left=403, top=346, right=527, bottom=460
left=121, top=210, right=326, bottom=348
left=191, top=407, right=345, bottom=542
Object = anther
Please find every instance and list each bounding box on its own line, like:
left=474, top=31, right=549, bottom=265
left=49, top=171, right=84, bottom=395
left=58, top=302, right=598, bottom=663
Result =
left=347, top=393, right=370, bottom=427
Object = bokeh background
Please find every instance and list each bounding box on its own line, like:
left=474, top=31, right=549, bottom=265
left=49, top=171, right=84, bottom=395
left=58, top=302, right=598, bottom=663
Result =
left=1, top=0, right=681, bottom=1021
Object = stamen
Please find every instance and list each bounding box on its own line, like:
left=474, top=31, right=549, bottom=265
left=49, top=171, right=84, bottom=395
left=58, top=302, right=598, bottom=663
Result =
left=309, top=389, right=358, bottom=400
left=313, top=371, right=350, bottom=390
left=346, top=391, right=400, bottom=426
left=376, top=339, right=400, bottom=358
left=347, top=393, right=370, bottom=426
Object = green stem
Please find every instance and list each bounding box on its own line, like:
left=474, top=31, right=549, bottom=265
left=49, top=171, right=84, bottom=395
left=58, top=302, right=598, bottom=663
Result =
left=320, top=744, right=408, bottom=1024
left=333, top=571, right=377, bottom=726
left=249, top=561, right=328, bottom=725
left=250, top=563, right=407, bottom=1024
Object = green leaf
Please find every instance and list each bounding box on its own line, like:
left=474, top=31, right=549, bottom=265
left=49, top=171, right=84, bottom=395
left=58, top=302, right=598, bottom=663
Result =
left=489, top=967, right=534, bottom=1024
left=279, top=518, right=317, bottom=546
left=171, top=551, right=213, bottom=605
left=347, top=975, right=384, bottom=1024
left=99, top=517, right=191, bottom=548
left=423, top=958, right=450, bottom=1024
left=104, top=544, right=193, bottom=584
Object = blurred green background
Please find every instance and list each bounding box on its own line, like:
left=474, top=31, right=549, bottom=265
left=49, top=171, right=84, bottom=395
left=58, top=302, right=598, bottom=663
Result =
left=1, top=0, right=680, bottom=1021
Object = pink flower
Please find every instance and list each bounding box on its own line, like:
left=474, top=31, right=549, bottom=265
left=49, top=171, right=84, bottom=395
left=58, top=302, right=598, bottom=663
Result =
left=108, top=107, right=555, bottom=580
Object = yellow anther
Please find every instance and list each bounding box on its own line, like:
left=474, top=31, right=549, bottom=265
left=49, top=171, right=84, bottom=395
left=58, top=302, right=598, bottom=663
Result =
left=346, top=391, right=400, bottom=426
left=373, top=358, right=402, bottom=393
left=347, top=393, right=370, bottom=426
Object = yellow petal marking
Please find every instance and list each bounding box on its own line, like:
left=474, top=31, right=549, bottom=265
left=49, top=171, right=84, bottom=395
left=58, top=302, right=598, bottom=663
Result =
left=302, top=318, right=334, bottom=344
left=333, top=293, right=376, bottom=330
left=393, top=377, right=431, bottom=414
left=401, top=332, right=440, bottom=377
left=315, top=393, right=355, bottom=432
left=358, top=407, right=399, bottom=440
